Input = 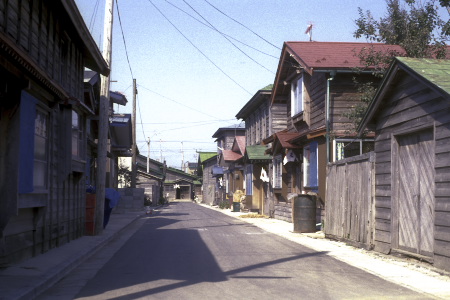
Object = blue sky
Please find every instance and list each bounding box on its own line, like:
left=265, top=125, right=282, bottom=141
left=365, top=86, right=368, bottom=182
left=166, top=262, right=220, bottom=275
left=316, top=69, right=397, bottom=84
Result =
left=74, top=0, right=448, bottom=169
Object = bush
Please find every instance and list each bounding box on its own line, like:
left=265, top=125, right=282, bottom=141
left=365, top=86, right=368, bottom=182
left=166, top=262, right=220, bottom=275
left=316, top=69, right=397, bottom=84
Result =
left=219, top=201, right=230, bottom=209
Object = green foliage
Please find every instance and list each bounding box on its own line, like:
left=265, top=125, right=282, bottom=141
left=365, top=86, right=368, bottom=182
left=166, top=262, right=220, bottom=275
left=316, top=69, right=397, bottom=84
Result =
left=118, top=162, right=132, bottom=187
left=348, top=0, right=450, bottom=130
left=219, top=201, right=230, bottom=209
left=354, top=0, right=449, bottom=58
left=344, top=80, right=378, bottom=130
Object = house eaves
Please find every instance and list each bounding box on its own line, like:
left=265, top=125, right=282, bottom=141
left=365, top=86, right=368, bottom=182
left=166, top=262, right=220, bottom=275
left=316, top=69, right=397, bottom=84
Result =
left=212, top=124, right=245, bottom=139
left=236, top=90, right=271, bottom=120
left=270, top=41, right=405, bottom=106
left=61, top=0, right=109, bottom=75
left=358, top=57, right=450, bottom=136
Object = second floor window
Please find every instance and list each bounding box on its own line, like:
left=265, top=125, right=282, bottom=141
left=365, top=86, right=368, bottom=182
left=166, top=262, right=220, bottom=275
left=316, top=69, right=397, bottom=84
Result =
left=72, top=111, right=83, bottom=158
left=291, top=76, right=304, bottom=117
left=34, top=109, right=49, bottom=189
left=273, top=155, right=283, bottom=189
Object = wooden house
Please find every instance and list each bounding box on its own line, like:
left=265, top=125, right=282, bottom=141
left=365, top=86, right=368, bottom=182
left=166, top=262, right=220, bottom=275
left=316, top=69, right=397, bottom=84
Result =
left=0, top=0, right=108, bottom=265
left=211, top=124, right=245, bottom=205
left=197, top=152, right=218, bottom=205
left=357, top=57, right=450, bottom=271
left=266, top=41, right=404, bottom=223
left=164, top=167, right=200, bottom=201
left=221, top=135, right=245, bottom=201
left=235, top=88, right=275, bottom=216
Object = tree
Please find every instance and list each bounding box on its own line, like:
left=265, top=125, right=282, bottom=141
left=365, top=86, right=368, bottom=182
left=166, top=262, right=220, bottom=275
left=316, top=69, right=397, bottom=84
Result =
left=118, top=162, right=132, bottom=188
left=346, top=0, right=450, bottom=129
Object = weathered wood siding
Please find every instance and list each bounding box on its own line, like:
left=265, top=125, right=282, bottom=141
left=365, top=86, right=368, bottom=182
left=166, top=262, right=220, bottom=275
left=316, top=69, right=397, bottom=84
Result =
left=309, top=73, right=327, bottom=131
left=0, top=0, right=94, bottom=265
left=270, top=103, right=287, bottom=134
left=202, top=159, right=217, bottom=206
left=373, top=71, right=450, bottom=270
left=0, top=0, right=84, bottom=100
left=325, top=152, right=375, bottom=249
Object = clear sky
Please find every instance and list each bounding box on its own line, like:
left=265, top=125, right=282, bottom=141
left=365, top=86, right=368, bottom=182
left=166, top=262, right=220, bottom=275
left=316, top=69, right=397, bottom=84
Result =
left=74, top=0, right=448, bottom=169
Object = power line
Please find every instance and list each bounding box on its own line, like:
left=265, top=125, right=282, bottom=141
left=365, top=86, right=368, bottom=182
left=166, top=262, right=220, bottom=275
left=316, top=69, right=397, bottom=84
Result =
left=136, top=92, right=147, bottom=142
left=89, top=0, right=100, bottom=32
left=115, top=0, right=134, bottom=79
left=138, top=84, right=234, bottom=121
left=164, top=0, right=279, bottom=60
left=181, top=0, right=274, bottom=74
left=146, top=0, right=252, bottom=95
left=138, top=119, right=234, bottom=125
left=203, top=0, right=281, bottom=51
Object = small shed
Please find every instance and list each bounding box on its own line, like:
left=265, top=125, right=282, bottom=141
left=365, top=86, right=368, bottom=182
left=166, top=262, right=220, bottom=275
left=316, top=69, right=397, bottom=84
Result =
left=358, top=57, right=450, bottom=272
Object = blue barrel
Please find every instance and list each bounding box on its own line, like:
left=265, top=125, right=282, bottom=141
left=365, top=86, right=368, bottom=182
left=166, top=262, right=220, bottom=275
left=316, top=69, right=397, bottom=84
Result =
left=293, top=194, right=316, bottom=233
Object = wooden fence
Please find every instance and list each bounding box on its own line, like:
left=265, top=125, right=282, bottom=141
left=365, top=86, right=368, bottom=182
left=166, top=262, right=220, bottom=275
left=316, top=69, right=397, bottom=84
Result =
left=325, top=152, right=375, bottom=249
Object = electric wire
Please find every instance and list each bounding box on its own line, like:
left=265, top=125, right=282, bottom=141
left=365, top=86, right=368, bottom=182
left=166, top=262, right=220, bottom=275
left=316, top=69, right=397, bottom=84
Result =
left=88, top=0, right=100, bottom=32
left=115, top=0, right=134, bottom=79
left=181, top=0, right=274, bottom=74
left=136, top=92, right=147, bottom=143
left=203, top=0, right=281, bottom=51
left=138, top=84, right=230, bottom=121
left=164, top=0, right=278, bottom=60
left=146, top=0, right=252, bottom=95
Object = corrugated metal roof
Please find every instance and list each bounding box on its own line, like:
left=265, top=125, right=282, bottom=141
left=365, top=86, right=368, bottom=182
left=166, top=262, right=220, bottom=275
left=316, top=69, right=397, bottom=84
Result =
left=285, top=42, right=405, bottom=72
left=198, top=152, right=217, bottom=163
left=222, top=150, right=243, bottom=162
left=246, top=145, right=272, bottom=161
left=397, top=57, right=450, bottom=95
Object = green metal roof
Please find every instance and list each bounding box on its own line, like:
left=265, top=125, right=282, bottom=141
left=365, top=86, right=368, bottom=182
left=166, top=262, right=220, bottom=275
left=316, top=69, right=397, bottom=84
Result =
left=246, top=145, right=272, bottom=161
left=397, top=57, right=450, bottom=96
left=198, top=152, right=217, bottom=163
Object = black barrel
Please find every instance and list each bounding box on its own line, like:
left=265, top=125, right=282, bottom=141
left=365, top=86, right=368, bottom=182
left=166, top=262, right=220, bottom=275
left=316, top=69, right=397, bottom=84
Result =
left=232, top=202, right=240, bottom=212
left=292, top=194, right=316, bottom=233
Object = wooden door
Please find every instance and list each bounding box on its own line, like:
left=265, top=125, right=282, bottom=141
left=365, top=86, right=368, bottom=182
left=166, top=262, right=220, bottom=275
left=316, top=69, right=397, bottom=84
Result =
left=397, top=129, right=434, bottom=256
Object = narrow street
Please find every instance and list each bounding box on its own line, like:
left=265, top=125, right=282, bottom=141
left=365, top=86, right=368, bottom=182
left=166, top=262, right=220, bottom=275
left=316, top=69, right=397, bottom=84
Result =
left=40, top=202, right=431, bottom=300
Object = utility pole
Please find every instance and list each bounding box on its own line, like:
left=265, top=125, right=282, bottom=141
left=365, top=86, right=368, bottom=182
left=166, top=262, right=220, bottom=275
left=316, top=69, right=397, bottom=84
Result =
left=95, top=0, right=114, bottom=235
left=181, top=141, right=184, bottom=171
left=147, top=137, right=151, bottom=173
left=131, top=79, right=137, bottom=188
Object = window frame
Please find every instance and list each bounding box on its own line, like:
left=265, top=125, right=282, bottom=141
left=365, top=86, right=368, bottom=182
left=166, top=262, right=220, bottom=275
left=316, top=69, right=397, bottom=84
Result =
left=273, top=155, right=283, bottom=189
left=333, top=138, right=375, bottom=162
left=71, top=110, right=84, bottom=159
left=291, top=76, right=304, bottom=117
left=245, top=164, right=253, bottom=195
left=33, top=107, right=49, bottom=191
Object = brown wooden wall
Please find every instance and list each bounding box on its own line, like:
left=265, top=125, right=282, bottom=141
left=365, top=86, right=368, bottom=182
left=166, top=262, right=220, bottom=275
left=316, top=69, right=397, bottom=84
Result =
left=0, top=0, right=84, bottom=100
left=373, top=71, right=450, bottom=271
left=325, top=152, right=375, bottom=249
left=0, top=0, right=92, bottom=264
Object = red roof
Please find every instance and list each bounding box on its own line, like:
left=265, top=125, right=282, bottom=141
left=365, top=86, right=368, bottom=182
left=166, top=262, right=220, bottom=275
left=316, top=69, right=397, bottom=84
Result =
left=222, top=150, right=243, bottom=162
left=234, top=136, right=246, bottom=155
left=284, top=42, right=405, bottom=73
left=276, top=131, right=302, bottom=149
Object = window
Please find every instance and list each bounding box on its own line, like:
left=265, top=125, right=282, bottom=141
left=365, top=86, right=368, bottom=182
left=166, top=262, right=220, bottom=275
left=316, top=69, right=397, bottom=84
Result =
left=72, top=110, right=83, bottom=158
left=303, top=141, right=318, bottom=189
left=34, top=109, right=49, bottom=189
left=334, top=139, right=374, bottom=161
left=291, top=76, right=303, bottom=116
left=273, top=155, right=282, bottom=189
left=245, top=164, right=253, bottom=195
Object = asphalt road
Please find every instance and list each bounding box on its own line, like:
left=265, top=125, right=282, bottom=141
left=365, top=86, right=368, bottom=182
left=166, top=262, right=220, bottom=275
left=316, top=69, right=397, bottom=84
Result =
left=40, top=202, right=433, bottom=300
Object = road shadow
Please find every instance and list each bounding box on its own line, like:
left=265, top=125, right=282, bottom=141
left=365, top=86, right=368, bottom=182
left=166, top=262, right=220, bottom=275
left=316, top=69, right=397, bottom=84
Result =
left=75, top=204, right=329, bottom=299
